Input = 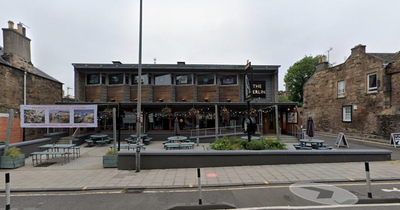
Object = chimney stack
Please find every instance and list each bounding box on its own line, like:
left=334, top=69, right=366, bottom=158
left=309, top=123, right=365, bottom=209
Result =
left=2, top=20, right=33, bottom=72
left=351, top=44, right=366, bottom=56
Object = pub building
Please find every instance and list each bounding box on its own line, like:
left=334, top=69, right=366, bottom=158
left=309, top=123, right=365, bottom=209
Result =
left=62, top=61, right=300, bottom=140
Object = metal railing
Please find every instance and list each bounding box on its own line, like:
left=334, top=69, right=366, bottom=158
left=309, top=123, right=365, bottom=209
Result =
left=288, top=124, right=304, bottom=141
left=190, top=125, right=243, bottom=138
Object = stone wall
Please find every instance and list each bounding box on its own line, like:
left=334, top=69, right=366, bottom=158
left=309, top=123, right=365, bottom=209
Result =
left=303, top=45, right=400, bottom=138
left=0, top=64, right=63, bottom=140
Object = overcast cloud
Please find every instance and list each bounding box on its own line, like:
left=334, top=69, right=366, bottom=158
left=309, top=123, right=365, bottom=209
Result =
left=2, top=0, right=400, bottom=97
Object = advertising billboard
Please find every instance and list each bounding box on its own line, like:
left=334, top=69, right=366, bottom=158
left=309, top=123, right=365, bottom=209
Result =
left=20, top=105, right=98, bottom=128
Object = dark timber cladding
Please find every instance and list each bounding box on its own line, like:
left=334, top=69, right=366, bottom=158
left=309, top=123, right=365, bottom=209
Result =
left=70, top=61, right=302, bottom=134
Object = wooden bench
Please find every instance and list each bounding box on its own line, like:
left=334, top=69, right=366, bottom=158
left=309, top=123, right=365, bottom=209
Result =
left=31, top=151, right=67, bottom=165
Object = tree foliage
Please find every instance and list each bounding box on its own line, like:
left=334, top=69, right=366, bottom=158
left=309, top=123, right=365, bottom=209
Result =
left=284, top=55, right=322, bottom=103
left=278, top=95, right=292, bottom=103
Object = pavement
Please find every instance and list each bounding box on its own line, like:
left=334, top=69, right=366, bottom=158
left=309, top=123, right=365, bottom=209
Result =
left=1, top=133, right=400, bottom=192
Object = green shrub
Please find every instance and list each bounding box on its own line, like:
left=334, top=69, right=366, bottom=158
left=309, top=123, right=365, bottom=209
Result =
left=262, top=138, right=287, bottom=150
left=6, top=147, right=23, bottom=158
left=246, top=140, right=265, bottom=150
left=105, top=150, right=117, bottom=156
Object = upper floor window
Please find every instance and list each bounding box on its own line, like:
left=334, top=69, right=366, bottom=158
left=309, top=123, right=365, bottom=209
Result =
left=220, top=75, right=238, bottom=85
left=155, top=74, right=172, bottom=85
left=125, top=74, right=130, bottom=85
left=338, top=80, right=345, bottom=98
left=176, top=74, right=193, bottom=85
left=342, top=105, right=352, bottom=122
left=87, top=73, right=100, bottom=85
left=132, top=74, right=150, bottom=85
left=108, top=73, right=124, bottom=85
left=367, top=73, right=377, bottom=93
left=197, top=74, right=215, bottom=85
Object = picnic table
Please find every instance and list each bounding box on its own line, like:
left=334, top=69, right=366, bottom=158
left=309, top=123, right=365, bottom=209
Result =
left=295, top=139, right=332, bottom=150
left=166, top=136, right=188, bottom=143
left=164, top=142, right=195, bottom=150
left=110, top=143, right=146, bottom=151
left=38, top=144, right=77, bottom=162
left=126, top=135, right=152, bottom=145
left=86, top=134, right=111, bottom=146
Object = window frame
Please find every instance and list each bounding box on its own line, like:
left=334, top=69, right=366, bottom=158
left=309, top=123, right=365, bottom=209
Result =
left=154, top=74, right=172, bottom=85
left=342, top=105, right=352, bottom=123
left=219, top=74, right=238, bottom=86
left=367, top=72, right=377, bottom=93
left=108, top=73, right=124, bottom=85
left=197, top=74, right=215, bottom=85
left=86, top=73, right=101, bottom=85
left=337, top=80, right=345, bottom=98
left=132, top=74, right=150, bottom=85
left=175, top=74, right=193, bottom=85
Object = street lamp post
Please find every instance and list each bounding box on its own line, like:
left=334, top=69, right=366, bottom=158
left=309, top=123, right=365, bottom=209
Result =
left=136, top=0, right=143, bottom=172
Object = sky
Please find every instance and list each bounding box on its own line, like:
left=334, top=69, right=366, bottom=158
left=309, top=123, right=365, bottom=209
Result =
left=1, top=0, right=400, bottom=97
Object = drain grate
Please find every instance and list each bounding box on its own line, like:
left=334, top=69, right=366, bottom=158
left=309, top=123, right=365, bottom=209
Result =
left=34, top=162, right=57, bottom=167
left=124, top=190, right=143, bottom=194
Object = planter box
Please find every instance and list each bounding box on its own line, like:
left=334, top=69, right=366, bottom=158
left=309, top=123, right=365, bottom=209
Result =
left=0, top=154, right=26, bottom=169
left=103, top=155, right=118, bottom=168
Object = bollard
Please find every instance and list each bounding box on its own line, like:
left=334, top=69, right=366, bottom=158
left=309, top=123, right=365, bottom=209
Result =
left=197, top=168, right=202, bottom=205
left=365, top=162, right=373, bottom=198
left=5, top=173, right=10, bottom=210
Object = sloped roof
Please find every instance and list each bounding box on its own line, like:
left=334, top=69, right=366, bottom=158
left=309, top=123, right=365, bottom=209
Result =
left=367, top=53, right=397, bottom=62
left=0, top=48, right=11, bottom=66
left=34, top=67, right=62, bottom=83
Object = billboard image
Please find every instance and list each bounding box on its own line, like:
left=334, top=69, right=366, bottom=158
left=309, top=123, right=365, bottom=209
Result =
left=21, top=105, right=97, bottom=128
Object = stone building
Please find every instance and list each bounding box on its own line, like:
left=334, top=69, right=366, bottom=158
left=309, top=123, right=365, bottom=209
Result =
left=303, top=44, right=400, bottom=138
left=0, top=21, right=63, bottom=141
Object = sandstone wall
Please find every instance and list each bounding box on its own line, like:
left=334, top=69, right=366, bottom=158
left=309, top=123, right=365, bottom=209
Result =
left=304, top=51, right=398, bottom=138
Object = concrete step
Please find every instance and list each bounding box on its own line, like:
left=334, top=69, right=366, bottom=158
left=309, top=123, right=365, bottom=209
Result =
left=58, top=136, right=73, bottom=144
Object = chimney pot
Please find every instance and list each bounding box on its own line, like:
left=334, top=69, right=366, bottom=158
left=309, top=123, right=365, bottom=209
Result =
left=17, top=23, right=24, bottom=34
left=8, top=20, right=14, bottom=29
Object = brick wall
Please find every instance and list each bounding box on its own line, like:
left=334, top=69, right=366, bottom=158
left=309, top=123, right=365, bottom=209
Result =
left=0, top=117, right=22, bottom=143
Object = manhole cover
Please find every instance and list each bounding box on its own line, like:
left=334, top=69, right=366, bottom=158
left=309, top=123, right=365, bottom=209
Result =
left=34, top=162, right=57, bottom=167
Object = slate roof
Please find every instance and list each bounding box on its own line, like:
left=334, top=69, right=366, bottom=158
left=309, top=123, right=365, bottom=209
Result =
left=0, top=48, right=11, bottom=66
left=1, top=47, right=61, bottom=83
left=34, top=67, right=62, bottom=83
left=367, top=53, right=397, bottom=62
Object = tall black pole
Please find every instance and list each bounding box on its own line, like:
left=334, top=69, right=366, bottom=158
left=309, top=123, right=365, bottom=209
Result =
left=247, top=101, right=251, bottom=142
left=136, top=0, right=143, bottom=172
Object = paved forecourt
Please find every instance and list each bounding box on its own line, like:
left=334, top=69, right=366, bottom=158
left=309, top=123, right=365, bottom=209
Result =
left=1, top=140, right=400, bottom=191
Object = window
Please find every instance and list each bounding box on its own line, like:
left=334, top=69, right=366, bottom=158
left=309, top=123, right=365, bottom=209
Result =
left=108, top=73, right=123, bottom=85
left=367, top=73, right=377, bottom=92
left=87, top=73, right=100, bottom=85
left=155, top=74, right=172, bottom=85
left=338, top=81, right=345, bottom=98
left=220, top=75, right=238, bottom=85
left=197, top=74, right=215, bottom=85
left=125, top=74, right=130, bottom=84
left=176, top=74, right=193, bottom=85
left=342, top=105, right=352, bottom=122
left=132, top=74, right=150, bottom=85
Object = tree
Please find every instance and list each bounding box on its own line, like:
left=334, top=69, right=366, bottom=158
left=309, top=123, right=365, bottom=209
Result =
left=278, top=95, right=292, bottom=103
left=284, top=55, right=322, bottom=103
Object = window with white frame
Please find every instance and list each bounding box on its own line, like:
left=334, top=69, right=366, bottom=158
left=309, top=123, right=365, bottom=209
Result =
left=342, top=105, right=352, bottom=122
left=338, top=80, right=345, bottom=98
left=367, top=73, right=377, bottom=92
